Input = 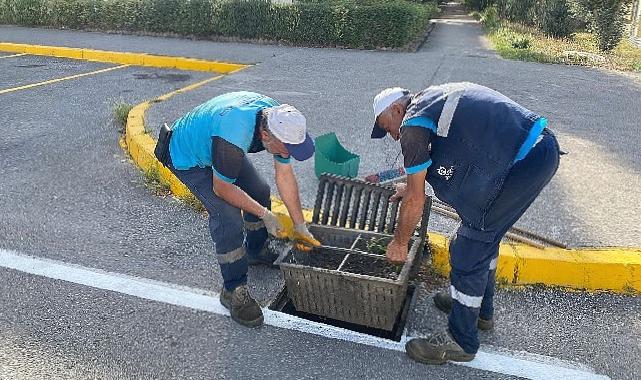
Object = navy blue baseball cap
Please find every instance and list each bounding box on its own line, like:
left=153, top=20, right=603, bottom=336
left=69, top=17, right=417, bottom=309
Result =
left=371, top=121, right=387, bottom=139
left=284, top=133, right=315, bottom=161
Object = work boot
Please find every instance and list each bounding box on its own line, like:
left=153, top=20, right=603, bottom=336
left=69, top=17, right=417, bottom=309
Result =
left=220, top=285, right=264, bottom=328
left=405, top=330, right=475, bottom=365
left=247, top=242, right=279, bottom=267
left=433, top=292, right=494, bottom=331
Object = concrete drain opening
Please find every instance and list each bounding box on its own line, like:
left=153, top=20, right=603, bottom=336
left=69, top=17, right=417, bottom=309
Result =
left=268, top=285, right=417, bottom=342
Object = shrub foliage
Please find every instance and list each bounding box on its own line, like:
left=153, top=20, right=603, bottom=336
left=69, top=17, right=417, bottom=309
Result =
left=0, top=0, right=438, bottom=49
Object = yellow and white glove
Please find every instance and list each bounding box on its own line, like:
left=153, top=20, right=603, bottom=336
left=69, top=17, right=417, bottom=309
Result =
left=293, top=223, right=321, bottom=251
left=260, top=208, right=286, bottom=239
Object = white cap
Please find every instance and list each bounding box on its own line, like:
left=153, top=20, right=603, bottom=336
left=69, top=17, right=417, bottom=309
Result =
left=267, top=104, right=307, bottom=144
left=373, top=87, right=408, bottom=119
left=266, top=104, right=315, bottom=161
left=371, top=87, right=408, bottom=139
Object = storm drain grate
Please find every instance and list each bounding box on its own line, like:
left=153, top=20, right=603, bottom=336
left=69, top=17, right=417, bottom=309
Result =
left=268, top=285, right=417, bottom=342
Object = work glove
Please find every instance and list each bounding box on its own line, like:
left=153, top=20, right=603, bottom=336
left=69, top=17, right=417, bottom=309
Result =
left=293, top=223, right=321, bottom=251
left=260, top=208, right=286, bottom=239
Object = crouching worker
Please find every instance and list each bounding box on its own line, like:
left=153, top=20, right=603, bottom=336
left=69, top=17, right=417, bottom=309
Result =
left=370, top=83, right=560, bottom=364
left=155, top=91, right=320, bottom=328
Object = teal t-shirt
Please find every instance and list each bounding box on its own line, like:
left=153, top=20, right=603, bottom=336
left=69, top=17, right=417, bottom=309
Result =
left=169, top=91, right=280, bottom=171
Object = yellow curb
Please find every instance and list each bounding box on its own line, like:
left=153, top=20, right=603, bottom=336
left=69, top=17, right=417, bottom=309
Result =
left=103, top=45, right=641, bottom=294
left=431, top=236, right=641, bottom=293
left=0, top=42, right=247, bottom=73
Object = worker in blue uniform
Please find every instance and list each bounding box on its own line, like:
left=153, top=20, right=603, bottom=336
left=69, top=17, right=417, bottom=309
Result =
left=155, top=91, right=320, bottom=328
left=370, top=83, right=561, bottom=364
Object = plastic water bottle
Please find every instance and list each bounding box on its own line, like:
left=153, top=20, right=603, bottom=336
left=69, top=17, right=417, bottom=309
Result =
left=365, top=167, right=406, bottom=183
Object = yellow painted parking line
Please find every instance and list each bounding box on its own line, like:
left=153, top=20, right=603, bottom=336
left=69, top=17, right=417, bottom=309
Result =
left=0, top=64, right=129, bottom=95
left=0, top=53, right=27, bottom=59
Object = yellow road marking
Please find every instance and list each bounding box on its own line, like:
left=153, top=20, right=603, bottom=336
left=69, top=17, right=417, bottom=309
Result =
left=0, top=53, right=27, bottom=59
left=0, top=64, right=129, bottom=95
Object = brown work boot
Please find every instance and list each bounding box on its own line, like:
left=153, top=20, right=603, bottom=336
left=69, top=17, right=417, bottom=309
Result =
left=220, top=285, right=264, bottom=328
left=405, top=330, right=475, bottom=365
left=433, top=292, right=494, bottom=331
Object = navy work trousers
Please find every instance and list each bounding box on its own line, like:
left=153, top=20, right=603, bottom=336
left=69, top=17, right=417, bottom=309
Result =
left=168, top=156, right=271, bottom=291
left=448, top=130, right=561, bottom=354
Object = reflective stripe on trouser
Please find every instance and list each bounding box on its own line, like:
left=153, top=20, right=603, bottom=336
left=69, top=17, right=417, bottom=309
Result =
left=168, top=155, right=272, bottom=290
left=448, top=131, right=561, bottom=354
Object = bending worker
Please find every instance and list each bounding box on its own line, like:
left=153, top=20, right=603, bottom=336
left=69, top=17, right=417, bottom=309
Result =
left=370, top=83, right=560, bottom=364
left=155, top=91, right=320, bottom=328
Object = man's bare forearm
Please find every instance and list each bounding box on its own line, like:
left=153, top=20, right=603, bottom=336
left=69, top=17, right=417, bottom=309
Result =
left=275, top=163, right=305, bottom=225
left=393, top=172, right=427, bottom=244
left=394, top=192, right=425, bottom=244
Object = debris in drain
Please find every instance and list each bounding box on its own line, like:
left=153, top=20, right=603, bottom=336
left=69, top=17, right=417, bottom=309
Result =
left=365, top=237, right=388, bottom=255
left=284, top=247, right=346, bottom=270
left=353, top=235, right=411, bottom=256
left=341, top=254, right=401, bottom=280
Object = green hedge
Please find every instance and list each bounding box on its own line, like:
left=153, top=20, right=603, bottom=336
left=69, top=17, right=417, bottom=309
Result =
left=485, top=0, right=631, bottom=50
left=491, top=0, right=576, bottom=37
left=0, top=0, right=437, bottom=49
left=588, top=0, right=628, bottom=51
left=539, top=0, right=575, bottom=38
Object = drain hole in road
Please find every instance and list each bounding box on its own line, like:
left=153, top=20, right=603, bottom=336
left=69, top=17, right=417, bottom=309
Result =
left=133, top=73, right=191, bottom=82
left=268, top=285, right=415, bottom=342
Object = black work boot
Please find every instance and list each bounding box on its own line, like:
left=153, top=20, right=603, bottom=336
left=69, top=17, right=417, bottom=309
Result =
left=433, top=292, right=494, bottom=331
left=220, top=285, right=264, bottom=328
left=406, top=330, right=475, bottom=365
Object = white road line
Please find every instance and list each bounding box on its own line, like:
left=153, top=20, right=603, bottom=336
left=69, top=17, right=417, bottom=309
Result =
left=0, top=249, right=609, bottom=380
left=0, top=64, right=129, bottom=95
left=0, top=53, right=27, bottom=59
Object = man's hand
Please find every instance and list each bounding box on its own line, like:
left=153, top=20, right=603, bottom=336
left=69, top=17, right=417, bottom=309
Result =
left=293, top=223, right=321, bottom=252
left=260, top=208, right=286, bottom=238
left=386, top=239, right=408, bottom=264
left=390, top=182, right=407, bottom=201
